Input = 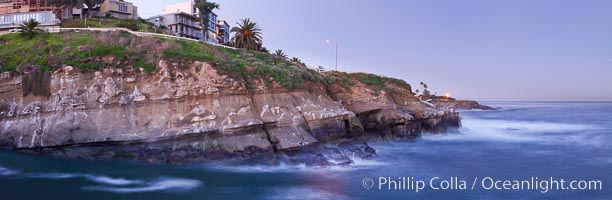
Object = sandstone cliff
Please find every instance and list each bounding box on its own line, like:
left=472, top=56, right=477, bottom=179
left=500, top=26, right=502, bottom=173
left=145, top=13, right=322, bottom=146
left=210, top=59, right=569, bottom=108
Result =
left=0, top=32, right=462, bottom=164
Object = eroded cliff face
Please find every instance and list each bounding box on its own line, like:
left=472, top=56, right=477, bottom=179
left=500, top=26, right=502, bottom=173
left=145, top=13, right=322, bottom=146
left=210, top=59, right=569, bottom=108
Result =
left=328, top=75, right=460, bottom=140
left=0, top=61, right=459, bottom=164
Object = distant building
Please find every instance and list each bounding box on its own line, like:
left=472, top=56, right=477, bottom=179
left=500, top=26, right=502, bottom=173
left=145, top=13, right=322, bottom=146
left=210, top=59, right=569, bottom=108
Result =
left=149, top=1, right=231, bottom=44
left=0, top=11, right=60, bottom=33
left=162, top=1, right=196, bottom=15
left=216, top=20, right=230, bottom=44
left=98, top=0, right=138, bottom=19
left=71, top=7, right=82, bottom=19
left=149, top=12, right=203, bottom=41
left=0, top=0, right=61, bottom=15
left=145, top=15, right=163, bottom=27
left=0, top=0, right=72, bottom=19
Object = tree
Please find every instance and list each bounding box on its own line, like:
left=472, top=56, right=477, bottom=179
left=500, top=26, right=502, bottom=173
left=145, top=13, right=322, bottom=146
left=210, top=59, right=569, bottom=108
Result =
left=419, top=81, right=429, bottom=91
left=194, top=0, right=219, bottom=42
left=418, top=81, right=431, bottom=99
left=82, top=0, right=104, bottom=18
left=259, top=47, right=269, bottom=53
left=290, top=57, right=302, bottom=64
left=273, top=50, right=288, bottom=59
left=19, top=19, right=45, bottom=39
left=230, top=18, right=263, bottom=50
left=422, top=89, right=431, bottom=99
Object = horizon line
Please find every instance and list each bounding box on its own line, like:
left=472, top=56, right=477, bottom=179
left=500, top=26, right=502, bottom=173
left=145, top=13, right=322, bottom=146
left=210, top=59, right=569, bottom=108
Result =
left=476, top=100, right=612, bottom=102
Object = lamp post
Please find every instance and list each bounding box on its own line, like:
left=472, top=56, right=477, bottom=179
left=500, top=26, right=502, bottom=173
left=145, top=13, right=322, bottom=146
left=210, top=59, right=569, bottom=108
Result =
left=326, top=39, right=338, bottom=71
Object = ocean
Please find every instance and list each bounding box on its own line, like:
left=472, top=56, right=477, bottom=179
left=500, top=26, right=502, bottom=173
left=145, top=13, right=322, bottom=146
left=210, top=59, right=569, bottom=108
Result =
left=0, top=102, right=610, bottom=199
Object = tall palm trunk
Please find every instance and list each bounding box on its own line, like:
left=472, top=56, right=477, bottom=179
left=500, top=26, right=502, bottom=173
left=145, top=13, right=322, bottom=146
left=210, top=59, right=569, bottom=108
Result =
left=202, top=12, right=209, bottom=42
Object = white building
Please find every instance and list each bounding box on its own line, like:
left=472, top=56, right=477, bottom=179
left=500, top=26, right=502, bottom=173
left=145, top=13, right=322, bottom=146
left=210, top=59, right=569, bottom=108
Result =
left=148, top=1, right=227, bottom=44
left=0, top=11, right=60, bottom=34
left=162, top=1, right=197, bottom=15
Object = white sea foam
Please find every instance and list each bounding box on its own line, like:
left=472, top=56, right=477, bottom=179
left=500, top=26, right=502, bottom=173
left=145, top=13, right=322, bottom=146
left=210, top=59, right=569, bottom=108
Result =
left=204, top=162, right=312, bottom=173
left=0, top=166, right=19, bottom=176
left=423, top=117, right=602, bottom=144
left=23, top=171, right=201, bottom=193
left=83, top=177, right=202, bottom=193
left=268, top=186, right=349, bottom=200
left=83, top=175, right=143, bottom=186
left=25, top=172, right=82, bottom=179
left=347, top=155, right=385, bottom=167
left=203, top=157, right=384, bottom=174
left=25, top=172, right=140, bottom=186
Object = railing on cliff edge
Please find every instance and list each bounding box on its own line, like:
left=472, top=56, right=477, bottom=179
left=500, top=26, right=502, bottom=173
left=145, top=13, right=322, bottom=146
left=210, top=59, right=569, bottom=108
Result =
left=43, top=27, right=238, bottom=50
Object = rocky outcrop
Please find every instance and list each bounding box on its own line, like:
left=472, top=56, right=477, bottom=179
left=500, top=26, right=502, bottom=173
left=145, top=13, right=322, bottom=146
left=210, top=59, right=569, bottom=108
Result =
left=431, top=99, right=496, bottom=110
left=0, top=60, right=461, bottom=164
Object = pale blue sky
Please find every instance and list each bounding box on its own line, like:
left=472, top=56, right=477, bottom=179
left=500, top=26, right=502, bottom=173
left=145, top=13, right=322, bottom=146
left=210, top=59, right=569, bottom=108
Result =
left=132, top=0, right=612, bottom=101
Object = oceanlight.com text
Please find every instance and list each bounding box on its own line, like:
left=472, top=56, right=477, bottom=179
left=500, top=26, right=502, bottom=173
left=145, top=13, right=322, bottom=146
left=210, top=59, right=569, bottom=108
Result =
left=362, top=176, right=603, bottom=193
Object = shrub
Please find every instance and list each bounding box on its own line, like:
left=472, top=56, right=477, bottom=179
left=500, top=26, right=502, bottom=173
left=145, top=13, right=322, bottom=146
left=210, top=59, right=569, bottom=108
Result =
left=353, top=73, right=385, bottom=89
left=163, top=50, right=214, bottom=61
left=134, top=59, right=156, bottom=73
left=117, top=21, right=140, bottom=31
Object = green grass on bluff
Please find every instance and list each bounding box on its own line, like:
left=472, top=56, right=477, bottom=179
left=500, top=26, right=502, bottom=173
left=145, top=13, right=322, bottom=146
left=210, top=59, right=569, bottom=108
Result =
left=0, top=31, right=411, bottom=93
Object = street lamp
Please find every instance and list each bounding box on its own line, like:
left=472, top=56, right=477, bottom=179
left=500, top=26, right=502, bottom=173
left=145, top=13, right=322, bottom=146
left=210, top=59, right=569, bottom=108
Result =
left=326, top=39, right=338, bottom=71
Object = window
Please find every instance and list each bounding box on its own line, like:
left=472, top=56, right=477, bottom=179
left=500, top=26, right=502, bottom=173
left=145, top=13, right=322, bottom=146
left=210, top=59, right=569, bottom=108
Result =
left=209, top=13, right=216, bottom=31
left=113, top=1, right=128, bottom=12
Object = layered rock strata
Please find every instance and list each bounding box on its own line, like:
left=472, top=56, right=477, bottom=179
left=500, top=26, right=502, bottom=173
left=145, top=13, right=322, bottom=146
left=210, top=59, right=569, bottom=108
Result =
left=0, top=61, right=462, bottom=164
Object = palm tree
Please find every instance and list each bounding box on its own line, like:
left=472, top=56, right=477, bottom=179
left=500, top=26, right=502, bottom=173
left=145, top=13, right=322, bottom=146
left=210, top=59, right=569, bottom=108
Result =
left=194, top=0, right=219, bottom=42
left=259, top=47, right=270, bottom=53
left=419, top=81, right=429, bottom=92
left=230, top=18, right=263, bottom=50
left=418, top=82, right=431, bottom=99
left=19, top=19, right=45, bottom=39
left=273, top=50, right=288, bottom=59
left=290, top=57, right=302, bottom=64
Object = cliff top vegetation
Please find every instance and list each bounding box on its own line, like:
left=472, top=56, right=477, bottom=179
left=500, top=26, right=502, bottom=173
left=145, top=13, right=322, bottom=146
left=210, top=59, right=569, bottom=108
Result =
left=0, top=31, right=411, bottom=94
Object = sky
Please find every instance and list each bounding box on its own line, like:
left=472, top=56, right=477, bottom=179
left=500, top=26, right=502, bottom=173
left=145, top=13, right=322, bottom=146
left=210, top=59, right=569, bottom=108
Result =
left=132, top=0, right=612, bottom=101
